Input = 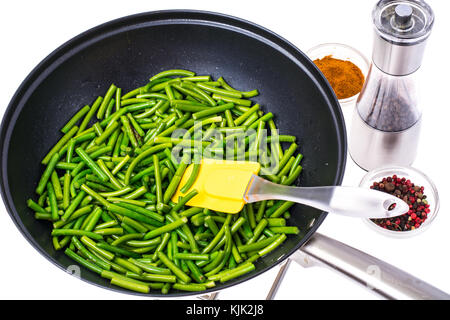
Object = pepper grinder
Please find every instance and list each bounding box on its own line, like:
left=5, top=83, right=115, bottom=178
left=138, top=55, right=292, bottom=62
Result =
left=349, top=0, right=434, bottom=171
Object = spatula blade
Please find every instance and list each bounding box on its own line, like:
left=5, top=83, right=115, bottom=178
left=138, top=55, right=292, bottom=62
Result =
left=171, top=159, right=261, bottom=213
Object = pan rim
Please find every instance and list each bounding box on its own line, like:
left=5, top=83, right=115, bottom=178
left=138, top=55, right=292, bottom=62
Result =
left=0, top=9, right=347, bottom=298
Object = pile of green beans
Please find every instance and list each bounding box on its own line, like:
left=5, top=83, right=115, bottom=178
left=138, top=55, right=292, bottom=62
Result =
left=27, top=69, right=303, bottom=294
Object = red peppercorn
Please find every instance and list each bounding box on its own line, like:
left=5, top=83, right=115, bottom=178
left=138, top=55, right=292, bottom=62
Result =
left=370, top=175, right=429, bottom=232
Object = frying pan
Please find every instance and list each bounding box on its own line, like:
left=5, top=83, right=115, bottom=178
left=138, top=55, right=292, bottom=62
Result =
left=0, top=10, right=447, bottom=299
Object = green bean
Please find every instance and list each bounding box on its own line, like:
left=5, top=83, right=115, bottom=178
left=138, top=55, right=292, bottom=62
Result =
left=258, top=233, right=287, bottom=257
left=157, top=251, right=191, bottom=283
left=105, top=98, right=116, bottom=120
left=115, top=203, right=162, bottom=223
left=180, top=75, right=210, bottom=82
left=232, top=104, right=260, bottom=126
left=174, top=253, right=209, bottom=261
left=149, top=232, right=170, bottom=262
left=99, top=186, right=133, bottom=198
left=267, top=218, right=286, bottom=227
left=219, top=262, right=255, bottom=283
left=150, top=69, right=195, bottom=82
left=179, top=162, right=200, bottom=194
left=53, top=205, right=92, bottom=228
left=46, top=182, right=59, bottom=221
left=127, top=113, right=145, bottom=137
left=185, top=260, right=206, bottom=283
left=126, top=237, right=161, bottom=248
left=36, top=153, right=60, bottom=195
left=96, top=242, right=141, bottom=259
left=282, top=165, right=303, bottom=186
left=162, top=168, right=187, bottom=204
left=211, top=94, right=251, bottom=107
left=247, top=112, right=274, bottom=130
left=201, top=215, right=231, bottom=254
left=80, top=236, right=114, bottom=260
left=102, top=107, right=128, bottom=129
left=83, top=206, right=102, bottom=231
left=118, top=221, right=141, bottom=235
left=61, top=190, right=86, bottom=221
left=75, top=148, right=109, bottom=182
left=121, top=88, right=141, bottom=100
left=93, top=122, right=103, bottom=137
left=61, top=106, right=90, bottom=134
left=276, top=156, right=295, bottom=179
left=42, top=126, right=79, bottom=165
left=27, top=199, right=46, bottom=214
left=101, top=270, right=146, bottom=287
left=110, top=276, right=149, bottom=293
left=191, top=102, right=234, bottom=120
left=237, top=236, right=277, bottom=253
left=55, top=162, right=77, bottom=171
left=78, top=97, right=103, bottom=134
left=128, top=271, right=176, bottom=283
left=239, top=113, right=258, bottom=132
left=290, top=153, right=303, bottom=174
left=124, top=143, right=172, bottom=185
left=51, top=229, right=103, bottom=240
left=143, top=217, right=187, bottom=240
left=205, top=225, right=232, bottom=276
left=247, top=219, right=268, bottom=245
left=110, top=155, right=130, bottom=175
left=217, top=77, right=259, bottom=98
left=196, top=82, right=243, bottom=98
left=97, top=84, right=117, bottom=120
left=121, top=98, right=150, bottom=107
left=111, top=233, right=144, bottom=246
left=66, top=139, right=76, bottom=164
left=97, top=159, right=123, bottom=190
left=269, top=201, right=295, bottom=218
left=115, top=88, right=122, bottom=112
left=120, top=115, right=138, bottom=148
left=94, top=220, right=118, bottom=230
left=94, top=227, right=123, bottom=236
left=151, top=154, right=163, bottom=207
left=255, top=200, right=267, bottom=222
left=130, top=258, right=170, bottom=275
left=181, top=83, right=217, bottom=106
left=172, top=283, right=206, bottom=292
left=269, top=226, right=299, bottom=234
left=173, top=101, right=209, bottom=112
left=71, top=236, right=110, bottom=270
left=94, top=121, right=119, bottom=145
left=107, top=204, right=159, bottom=226
left=64, top=248, right=103, bottom=275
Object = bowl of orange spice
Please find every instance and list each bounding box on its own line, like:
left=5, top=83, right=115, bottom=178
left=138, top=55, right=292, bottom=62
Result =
left=307, top=43, right=369, bottom=107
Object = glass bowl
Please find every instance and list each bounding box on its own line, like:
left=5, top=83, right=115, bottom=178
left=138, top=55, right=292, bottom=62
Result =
left=359, top=166, right=440, bottom=238
left=306, top=43, right=370, bottom=107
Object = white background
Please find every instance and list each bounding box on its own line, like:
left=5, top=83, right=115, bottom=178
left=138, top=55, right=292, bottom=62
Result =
left=0, top=0, right=449, bottom=300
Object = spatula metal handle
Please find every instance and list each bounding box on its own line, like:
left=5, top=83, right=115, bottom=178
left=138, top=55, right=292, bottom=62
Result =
left=244, top=175, right=409, bottom=219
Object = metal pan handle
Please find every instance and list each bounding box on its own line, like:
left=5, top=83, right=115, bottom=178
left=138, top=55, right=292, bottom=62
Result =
left=269, top=233, right=450, bottom=300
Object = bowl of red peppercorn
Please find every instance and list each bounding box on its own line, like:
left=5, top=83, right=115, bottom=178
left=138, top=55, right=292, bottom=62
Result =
left=359, top=166, right=440, bottom=237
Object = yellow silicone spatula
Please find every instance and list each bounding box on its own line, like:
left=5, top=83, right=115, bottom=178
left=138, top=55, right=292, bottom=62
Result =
left=171, top=159, right=408, bottom=218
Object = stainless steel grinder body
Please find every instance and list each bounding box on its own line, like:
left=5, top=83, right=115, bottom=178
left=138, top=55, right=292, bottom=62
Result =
left=350, top=0, right=434, bottom=171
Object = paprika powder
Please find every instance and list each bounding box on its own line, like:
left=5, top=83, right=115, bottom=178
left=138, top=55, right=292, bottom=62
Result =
left=313, top=55, right=365, bottom=100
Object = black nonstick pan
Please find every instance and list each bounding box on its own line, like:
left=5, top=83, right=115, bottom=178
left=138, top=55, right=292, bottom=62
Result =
left=0, top=10, right=445, bottom=299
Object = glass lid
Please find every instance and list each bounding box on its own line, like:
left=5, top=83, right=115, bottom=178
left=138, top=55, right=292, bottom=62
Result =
left=373, top=0, right=434, bottom=44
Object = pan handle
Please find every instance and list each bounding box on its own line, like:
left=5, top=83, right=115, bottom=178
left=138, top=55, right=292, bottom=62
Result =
left=286, top=233, right=450, bottom=300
